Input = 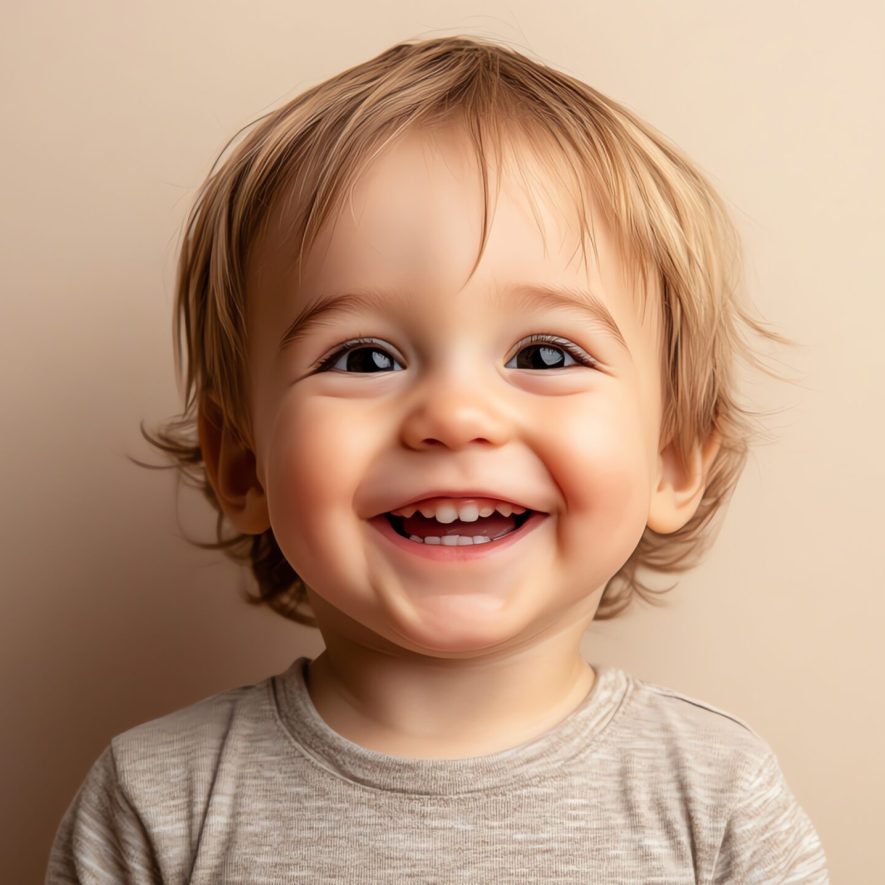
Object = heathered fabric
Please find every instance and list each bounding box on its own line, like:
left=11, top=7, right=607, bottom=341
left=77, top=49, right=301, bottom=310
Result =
left=46, top=656, right=828, bottom=883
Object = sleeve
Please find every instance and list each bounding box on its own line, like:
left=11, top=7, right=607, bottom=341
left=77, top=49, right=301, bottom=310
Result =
left=712, top=751, right=829, bottom=884
left=45, top=744, right=163, bottom=884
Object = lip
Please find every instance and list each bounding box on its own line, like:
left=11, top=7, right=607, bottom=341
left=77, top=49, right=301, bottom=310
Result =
left=368, top=511, right=549, bottom=562
left=374, top=490, right=544, bottom=517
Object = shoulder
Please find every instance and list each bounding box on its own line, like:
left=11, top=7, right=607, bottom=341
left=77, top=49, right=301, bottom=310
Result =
left=600, top=668, right=786, bottom=816
left=601, top=670, right=829, bottom=880
left=47, top=678, right=280, bottom=882
left=108, top=675, right=278, bottom=804
left=112, top=675, right=273, bottom=749
left=616, top=670, right=775, bottom=772
left=628, top=672, right=759, bottom=735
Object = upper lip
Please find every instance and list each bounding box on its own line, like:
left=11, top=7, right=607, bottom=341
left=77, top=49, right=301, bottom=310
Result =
left=374, top=490, right=546, bottom=517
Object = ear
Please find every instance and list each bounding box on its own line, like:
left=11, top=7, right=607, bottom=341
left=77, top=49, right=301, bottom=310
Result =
left=647, top=428, right=722, bottom=535
left=197, top=395, right=271, bottom=535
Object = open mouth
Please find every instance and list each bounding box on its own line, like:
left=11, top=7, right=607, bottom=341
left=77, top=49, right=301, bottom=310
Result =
left=383, top=508, right=535, bottom=544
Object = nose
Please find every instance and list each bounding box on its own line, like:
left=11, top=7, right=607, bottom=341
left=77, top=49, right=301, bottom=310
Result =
left=398, top=369, right=512, bottom=450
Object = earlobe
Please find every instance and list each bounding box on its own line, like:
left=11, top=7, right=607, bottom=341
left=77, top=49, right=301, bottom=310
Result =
left=647, top=428, right=721, bottom=535
left=197, top=396, right=271, bottom=535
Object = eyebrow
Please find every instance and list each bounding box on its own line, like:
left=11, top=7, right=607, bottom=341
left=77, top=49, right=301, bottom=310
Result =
left=278, top=284, right=629, bottom=354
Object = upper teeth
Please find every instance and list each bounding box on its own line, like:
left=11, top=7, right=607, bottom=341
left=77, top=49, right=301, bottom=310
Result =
left=389, top=498, right=528, bottom=523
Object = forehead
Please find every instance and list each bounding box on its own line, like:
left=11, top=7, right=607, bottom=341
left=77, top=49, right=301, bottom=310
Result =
left=306, top=126, right=595, bottom=285
left=248, top=124, right=661, bottom=370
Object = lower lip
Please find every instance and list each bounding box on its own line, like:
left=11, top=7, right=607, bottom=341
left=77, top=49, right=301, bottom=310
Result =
left=368, top=511, right=549, bottom=562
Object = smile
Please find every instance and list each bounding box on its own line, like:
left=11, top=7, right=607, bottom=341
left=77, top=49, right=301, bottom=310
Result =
left=387, top=507, right=533, bottom=543
left=368, top=510, right=548, bottom=562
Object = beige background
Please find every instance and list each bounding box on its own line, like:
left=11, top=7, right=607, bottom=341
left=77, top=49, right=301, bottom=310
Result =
left=3, top=1, right=882, bottom=881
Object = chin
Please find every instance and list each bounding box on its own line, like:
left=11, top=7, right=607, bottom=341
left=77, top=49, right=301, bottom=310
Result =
left=380, top=591, right=535, bottom=655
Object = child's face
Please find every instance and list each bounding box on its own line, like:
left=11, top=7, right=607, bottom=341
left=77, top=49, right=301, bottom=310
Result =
left=243, top=126, right=674, bottom=656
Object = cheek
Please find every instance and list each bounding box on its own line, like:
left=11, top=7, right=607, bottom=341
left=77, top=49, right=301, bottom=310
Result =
left=549, top=396, right=653, bottom=551
left=263, top=400, right=371, bottom=575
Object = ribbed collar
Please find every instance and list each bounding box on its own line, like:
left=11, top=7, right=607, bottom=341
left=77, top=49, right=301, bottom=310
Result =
left=272, top=656, right=632, bottom=796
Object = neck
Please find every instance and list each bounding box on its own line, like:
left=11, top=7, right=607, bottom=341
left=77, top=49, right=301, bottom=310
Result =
left=305, top=620, right=597, bottom=760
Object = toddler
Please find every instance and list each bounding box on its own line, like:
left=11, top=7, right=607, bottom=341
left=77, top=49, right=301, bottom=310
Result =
left=47, top=35, right=828, bottom=883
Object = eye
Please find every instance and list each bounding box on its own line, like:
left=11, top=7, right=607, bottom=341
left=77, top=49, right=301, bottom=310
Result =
left=506, top=334, right=597, bottom=370
left=312, top=337, right=404, bottom=374
left=311, top=334, right=596, bottom=374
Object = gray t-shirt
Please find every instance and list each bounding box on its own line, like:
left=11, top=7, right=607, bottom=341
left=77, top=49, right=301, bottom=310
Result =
left=46, top=657, right=828, bottom=883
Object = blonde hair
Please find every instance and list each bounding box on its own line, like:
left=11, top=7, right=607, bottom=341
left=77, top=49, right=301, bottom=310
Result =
left=135, top=34, right=795, bottom=624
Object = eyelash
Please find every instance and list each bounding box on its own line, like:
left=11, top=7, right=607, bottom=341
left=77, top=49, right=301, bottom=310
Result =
left=310, top=334, right=597, bottom=373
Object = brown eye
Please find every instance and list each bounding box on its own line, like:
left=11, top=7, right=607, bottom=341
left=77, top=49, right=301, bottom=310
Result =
left=313, top=338, right=402, bottom=374
left=312, top=334, right=596, bottom=374
left=507, top=335, right=596, bottom=370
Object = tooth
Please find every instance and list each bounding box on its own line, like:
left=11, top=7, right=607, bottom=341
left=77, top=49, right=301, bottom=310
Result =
left=392, top=498, right=529, bottom=520
left=495, top=504, right=527, bottom=517
left=406, top=534, right=493, bottom=545
left=434, top=504, right=459, bottom=524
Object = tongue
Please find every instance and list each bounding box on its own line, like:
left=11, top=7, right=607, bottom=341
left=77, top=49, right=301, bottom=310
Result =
left=402, top=512, right=517, bottom=539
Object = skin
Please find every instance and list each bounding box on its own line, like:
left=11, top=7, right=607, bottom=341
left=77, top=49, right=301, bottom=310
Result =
left=199, top=124, right=720, bottom=759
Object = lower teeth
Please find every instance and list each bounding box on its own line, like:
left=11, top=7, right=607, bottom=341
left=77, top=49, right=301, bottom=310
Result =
left=408, top=534, right=495, bottom=546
